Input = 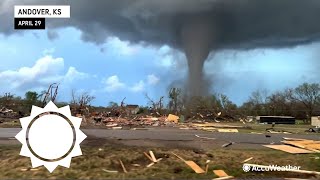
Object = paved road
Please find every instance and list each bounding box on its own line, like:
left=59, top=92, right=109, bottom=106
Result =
left=1, top=128, right=319, bottom=149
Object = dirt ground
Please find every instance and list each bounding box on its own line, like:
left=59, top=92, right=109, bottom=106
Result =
left=0, top=139, right=319, bottom=179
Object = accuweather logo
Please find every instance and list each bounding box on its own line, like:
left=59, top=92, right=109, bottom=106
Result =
left=15, top=101, right=87, bottom=173
left=243, top=164, right=301, bottom=172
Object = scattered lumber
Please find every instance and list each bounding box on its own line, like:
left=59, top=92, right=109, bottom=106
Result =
left=281, top=140, right=320, bottom=152
left=212, top=176, right=234, bottom=180
left=171, top=152, right=205, bottom=174
left=144, top=152, right=153, bottom=162
left=195, top=134, right=216, bottom=140
left=263, top=145, right=314, bottom=154
left=217, top=129, right=238, bottom=133
left=149, top=151, right=157, bottom=163
left=242, top=157, right=253, bottom=163
left=213, top=170, right=229, bottom=177
left=119, top=159, right=128, bottom=173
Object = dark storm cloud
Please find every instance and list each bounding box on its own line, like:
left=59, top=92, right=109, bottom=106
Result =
left=2, top=0, right=320, bottom=96
left=2, top=0, right=320, bottom=49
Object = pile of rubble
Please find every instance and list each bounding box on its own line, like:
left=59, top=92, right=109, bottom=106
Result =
left=88, top=113, right=180, bottom=128
left=0, top=107, right=20, bottom=119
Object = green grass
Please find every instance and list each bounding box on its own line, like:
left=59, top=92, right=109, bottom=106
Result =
left=0, top=145, right=319, bottom=179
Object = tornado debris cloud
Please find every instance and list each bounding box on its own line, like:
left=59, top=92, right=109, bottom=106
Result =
left=181, top=16, right=214, bottom=96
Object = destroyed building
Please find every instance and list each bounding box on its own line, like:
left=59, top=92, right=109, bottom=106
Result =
left=126, top=105, right=139, bottom=115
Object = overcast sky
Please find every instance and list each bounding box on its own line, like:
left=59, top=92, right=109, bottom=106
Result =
left=1, top=0, right=320, bottom=106
left=0, top=27, right=319, bottom=106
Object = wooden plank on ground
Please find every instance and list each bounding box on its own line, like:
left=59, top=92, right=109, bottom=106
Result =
left=212, top=176, right=234, bottom=180
left=281, top=141, right=320, bottom=152
left=172, top=152, right=205, bottom=174
left=144, top=152, right=153, bottom=162
left=213, top=170, right=229, bottom=177
left=119, top=159, right=128, bottom=173
left=184, top=161, right=205, bottom=174
left=304, top=143, right=320, bottom=150
left=263, top=145, right=314, bottom=154
left=282, top=137, right=312, bottom=141
left=149, top=151, right=157, bottom=162
left=217, top=129, right=238, bottom=133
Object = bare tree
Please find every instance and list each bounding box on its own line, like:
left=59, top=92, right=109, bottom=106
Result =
left=292, top=83, right=320, bottom=121
left=145, top=93, right=164, bottom=114
left=168, top=87, right=182, bottom=114
left=70, top=90, right=95, bottom=115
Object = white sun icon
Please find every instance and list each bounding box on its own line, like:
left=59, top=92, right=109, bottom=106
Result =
left=15, top=101, right=87, bottom=173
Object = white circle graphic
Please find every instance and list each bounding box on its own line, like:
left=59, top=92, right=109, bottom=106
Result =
left=243, top=164, right=251, bottom=172
left=28, top=114, right=74, bottom=160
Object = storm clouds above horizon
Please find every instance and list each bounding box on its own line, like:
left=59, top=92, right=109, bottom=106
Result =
left=1, top=0, right=320, bottom=104
left=1, top=0, right=320, bottom=49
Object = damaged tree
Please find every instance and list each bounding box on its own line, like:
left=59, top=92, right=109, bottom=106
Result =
left=71, top=90, right=95, bottom=116
left=145, top=93, right=164, bottom=115
left=38, top=83, right=59, bottom=107
left=168, top=87, right=183, bottom=114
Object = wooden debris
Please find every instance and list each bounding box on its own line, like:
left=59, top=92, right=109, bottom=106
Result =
left=250, top=132, right=263, bottom=134
left=171, top=152, right=205, bottom=174
left=213, top=170, right=229, bottom=177
left=146, top=162, right=155, bottom=168
left=263, top=145, right=314, bottom=154
left=144, top=152, right=154, bottom=162
left=205, top=160, right=210, bottom=174
left=195, top=134, right=216, bottom=140
left=242, top=157, right=253, bottom=163
left=167, top=114, right=179, bottom=123
left=102, top=169, right=118, bottom=173
left=212, top=176, right=234, bottom=180
left=222, top=142, right=234, bottom=148
left=283, top=137, right=310, bottom=141
left=281, top=140, right=320, bottom=152
left=132, top=164, right=141, bottom=167
left=217, top=129, right=238, bottom=133
left=119, top=159, right=128, bottom=173
left=20, top=168, right=29, bottom=172
left=202, top=127, right=217, bottom=131
left=244, top=163, right=320, bottom=175
left=20, top=168, right=39, bottom=172
left=149, top=151, right=157, bottom=162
